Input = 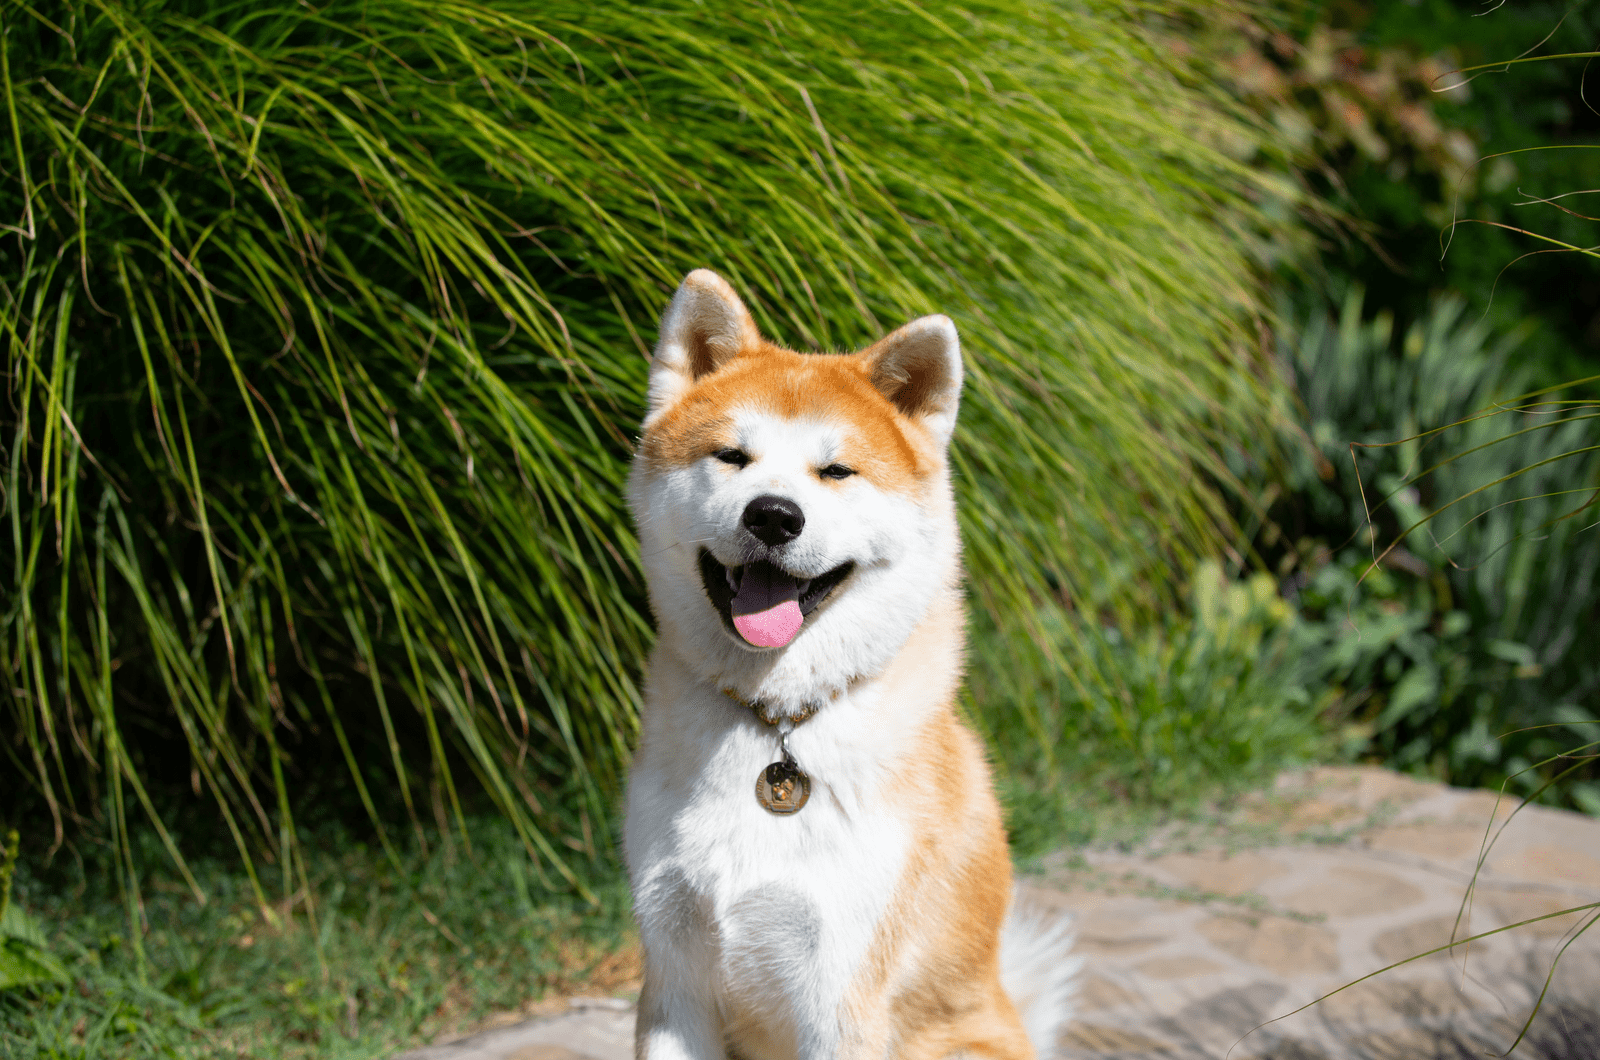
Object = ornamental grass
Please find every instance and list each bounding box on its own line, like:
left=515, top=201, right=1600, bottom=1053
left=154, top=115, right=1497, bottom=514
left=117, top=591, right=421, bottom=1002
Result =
left=1, top=0, right=1295, bottom=899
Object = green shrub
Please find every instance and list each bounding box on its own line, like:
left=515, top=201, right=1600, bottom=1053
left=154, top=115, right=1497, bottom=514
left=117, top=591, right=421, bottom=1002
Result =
left=1224, top=2, right=1600, bottom=811
left=1220, top=0, right=1600, bottom=383
left=1271, top=288, right=1599, bottom=807
left=1, top=0, right=1298, bottom=891
left=976, top=560, right=1334, bottom=857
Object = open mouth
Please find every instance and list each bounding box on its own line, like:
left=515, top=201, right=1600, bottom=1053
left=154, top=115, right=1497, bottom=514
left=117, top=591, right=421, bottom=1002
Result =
left=698, top=550, right=855, bottom=649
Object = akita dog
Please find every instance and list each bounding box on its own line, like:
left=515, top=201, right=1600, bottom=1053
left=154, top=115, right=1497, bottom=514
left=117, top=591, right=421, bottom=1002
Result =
left=625, top=270, right=1077, bottom=1060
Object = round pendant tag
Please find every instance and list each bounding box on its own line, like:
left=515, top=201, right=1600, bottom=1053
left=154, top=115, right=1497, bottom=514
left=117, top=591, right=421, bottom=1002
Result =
left=756, top=759, right=811, bottom=815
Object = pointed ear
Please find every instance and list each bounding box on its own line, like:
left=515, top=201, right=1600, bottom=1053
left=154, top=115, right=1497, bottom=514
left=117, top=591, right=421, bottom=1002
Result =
left=860, top=314, right=963, bottom=445
left=646, top=270, right=760, bottom=415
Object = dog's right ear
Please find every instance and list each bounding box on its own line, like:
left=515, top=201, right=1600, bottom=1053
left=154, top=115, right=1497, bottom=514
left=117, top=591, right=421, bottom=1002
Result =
left=646, top=270, right=760, bottom=416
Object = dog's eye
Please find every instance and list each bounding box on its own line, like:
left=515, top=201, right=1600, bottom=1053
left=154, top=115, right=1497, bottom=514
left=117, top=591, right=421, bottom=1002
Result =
left=714, top=448, right=750, bottom=468
left=818, top=463, right=855, bottom=480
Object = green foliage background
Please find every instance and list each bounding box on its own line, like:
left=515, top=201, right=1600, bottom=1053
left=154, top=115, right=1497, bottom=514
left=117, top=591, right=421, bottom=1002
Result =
left=1313, top=0, right=1600, bottom=380
left=1, top=0, right=1295, bottom=898
left=3, top=0, right=1598, bottom=1053
left=1226, top=0, right=1600, bottom=807
left=1272, top=289, right=1598, bottom=807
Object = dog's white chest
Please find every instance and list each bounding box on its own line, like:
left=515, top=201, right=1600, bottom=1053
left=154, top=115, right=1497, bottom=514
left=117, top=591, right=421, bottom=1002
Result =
left=626, top=708, right=911, bottom=1057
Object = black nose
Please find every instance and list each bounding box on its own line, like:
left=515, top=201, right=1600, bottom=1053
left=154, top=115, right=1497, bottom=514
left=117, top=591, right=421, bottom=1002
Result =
left=742, top=495, right=805, bottom=546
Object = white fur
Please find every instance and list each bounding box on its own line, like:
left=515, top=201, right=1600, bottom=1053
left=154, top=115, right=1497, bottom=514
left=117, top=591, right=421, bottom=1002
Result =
left=1001, top=896, right=1083, bottom=1053
left=627, top=655, right=928, bottom=1060
left=628, top=405, right=958, bottom=1058
left=630, top=408, right=959, bottom=714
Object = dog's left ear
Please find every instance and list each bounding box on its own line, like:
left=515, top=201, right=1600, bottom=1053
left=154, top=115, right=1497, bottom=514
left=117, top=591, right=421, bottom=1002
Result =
left=646, top=269, right=761, bottom=416
left=861, top=314, right=963, bottom=445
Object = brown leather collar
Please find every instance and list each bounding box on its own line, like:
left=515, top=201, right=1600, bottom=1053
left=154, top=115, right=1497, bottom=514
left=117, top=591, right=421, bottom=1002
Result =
left=719, top=687, right=819, bottom=727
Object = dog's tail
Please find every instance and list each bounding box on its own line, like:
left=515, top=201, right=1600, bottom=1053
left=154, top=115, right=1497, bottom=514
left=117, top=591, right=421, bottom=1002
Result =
left=999, top=888, right=1081, bottom=1058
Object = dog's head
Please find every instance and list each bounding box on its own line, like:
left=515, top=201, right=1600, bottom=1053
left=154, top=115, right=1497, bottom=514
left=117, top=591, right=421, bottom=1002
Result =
left=629, top=270, right=964, bottom=705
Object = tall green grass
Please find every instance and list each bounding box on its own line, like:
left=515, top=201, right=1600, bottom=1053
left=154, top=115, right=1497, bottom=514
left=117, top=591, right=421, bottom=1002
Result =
left=1, top=0, right=1297, bottom=897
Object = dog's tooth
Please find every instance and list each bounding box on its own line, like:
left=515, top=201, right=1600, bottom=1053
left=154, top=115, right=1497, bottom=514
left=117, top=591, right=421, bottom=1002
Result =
left=798, top=578, right=812, bottom=595
left=726, top=565, right=740, bottom=593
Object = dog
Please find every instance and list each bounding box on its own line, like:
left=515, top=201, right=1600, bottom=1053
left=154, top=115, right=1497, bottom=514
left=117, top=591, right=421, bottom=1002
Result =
left=625, top=269, right=1078, bottom=1060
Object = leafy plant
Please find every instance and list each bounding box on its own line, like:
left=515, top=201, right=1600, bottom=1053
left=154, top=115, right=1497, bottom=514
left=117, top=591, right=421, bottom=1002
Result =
left=0, top=831, right=69, bottom=993
left=1226, top=0, right=1600, bottom=381
left=1218, top=15, right=1484, bottom=228
left=1270, top=287, right=1598, bottom=807
left=977, top=560, right=1333, bottom=858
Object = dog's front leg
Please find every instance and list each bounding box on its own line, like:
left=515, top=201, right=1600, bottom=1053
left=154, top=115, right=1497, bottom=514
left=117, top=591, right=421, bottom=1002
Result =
left=634, top=964, right=724, bottom=1060
left=630, top=854, right=727, bottom=1059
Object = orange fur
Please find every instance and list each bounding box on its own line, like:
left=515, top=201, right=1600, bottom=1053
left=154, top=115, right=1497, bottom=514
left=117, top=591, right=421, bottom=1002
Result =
left=835, top=599, right=1031, bottom=1060
left=641, top=343, right=938, bottom=488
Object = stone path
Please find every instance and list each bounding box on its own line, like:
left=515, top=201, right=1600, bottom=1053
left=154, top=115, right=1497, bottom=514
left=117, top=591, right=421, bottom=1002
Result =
left=396, top=766, right=1600, bottom=1060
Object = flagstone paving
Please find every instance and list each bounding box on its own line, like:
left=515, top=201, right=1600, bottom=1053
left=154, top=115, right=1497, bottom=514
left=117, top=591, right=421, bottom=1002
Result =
left=396, top=766, right=1600, bottom=1060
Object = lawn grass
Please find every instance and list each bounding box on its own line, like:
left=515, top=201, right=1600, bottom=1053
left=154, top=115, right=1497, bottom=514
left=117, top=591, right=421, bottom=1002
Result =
left=8, top=755, right=1347, bottom=1060
left=5, top=809, right=635, bottom=1059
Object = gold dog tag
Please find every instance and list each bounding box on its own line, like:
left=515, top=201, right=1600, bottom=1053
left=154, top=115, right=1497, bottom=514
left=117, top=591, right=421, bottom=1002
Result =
left=756, top=756, right=811, bottom=815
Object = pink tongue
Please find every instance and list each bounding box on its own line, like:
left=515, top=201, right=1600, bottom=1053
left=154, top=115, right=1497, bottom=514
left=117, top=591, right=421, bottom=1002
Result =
left=731, top=562, right=804, bottom=648
left=733, top=602, right=803, bottom=648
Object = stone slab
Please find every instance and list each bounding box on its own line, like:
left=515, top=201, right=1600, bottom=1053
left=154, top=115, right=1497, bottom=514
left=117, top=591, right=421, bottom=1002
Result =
left=398, top=999, right=633, bottom=1060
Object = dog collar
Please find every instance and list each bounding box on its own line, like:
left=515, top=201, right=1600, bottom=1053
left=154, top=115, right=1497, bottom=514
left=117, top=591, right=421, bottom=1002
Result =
left=720, top=688, right=815, bottom=815
left=719, top=687, right=819, bottom=728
